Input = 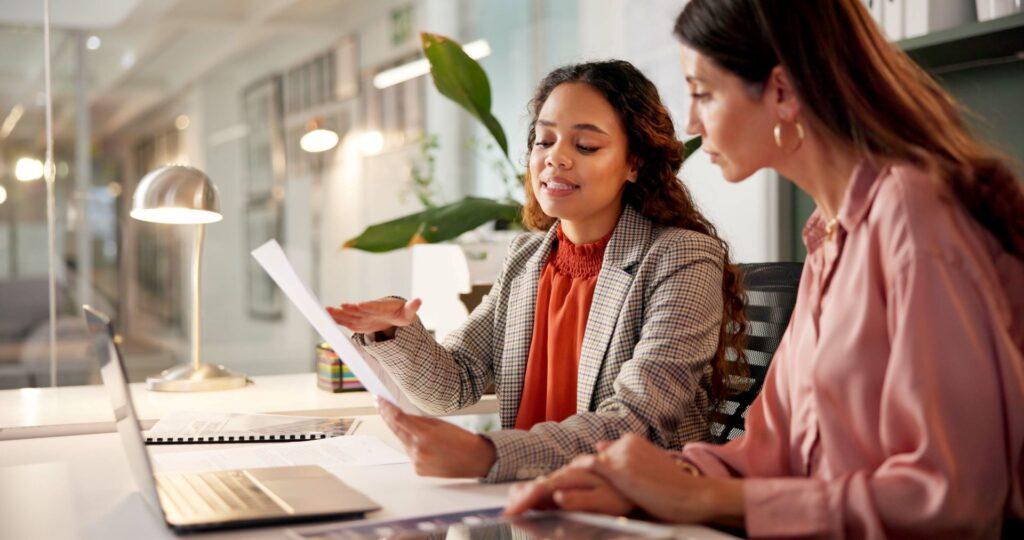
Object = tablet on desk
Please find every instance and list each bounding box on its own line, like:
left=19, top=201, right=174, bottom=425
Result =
left=288, top=507, right=713, bottom=539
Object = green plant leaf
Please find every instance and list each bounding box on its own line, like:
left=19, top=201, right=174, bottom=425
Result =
left=417, top=197, right=521, bottom=243
left=341, top=212, right=430, bottom=253
left=343, top=197, right=522, bottom=253
left=421, top=32, right=509, bottom=158
left=683, top=136, right=702, bottom=161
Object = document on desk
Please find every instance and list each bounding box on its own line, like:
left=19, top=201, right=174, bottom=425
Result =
left=252, top=240, right=426, bottom=416
left=144, top=411, right=357, bottom=444
left=151, top=435, right=410, bottom=474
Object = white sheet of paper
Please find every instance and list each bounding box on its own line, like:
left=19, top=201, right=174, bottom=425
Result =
left=146, top=411, right=354, bottom=438
left=251, top=240, right=425, bottom=415
left=151, top=435, right=410, bottom=475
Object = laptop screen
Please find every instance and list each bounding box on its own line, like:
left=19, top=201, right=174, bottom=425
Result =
left=83, top=305, right=164, bottom=517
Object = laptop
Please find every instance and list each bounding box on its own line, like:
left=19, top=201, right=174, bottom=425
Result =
left=83, top=305, right=381, bottom=533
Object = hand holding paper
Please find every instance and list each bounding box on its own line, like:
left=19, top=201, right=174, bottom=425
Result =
left=376, top=397, right=497, bottom=478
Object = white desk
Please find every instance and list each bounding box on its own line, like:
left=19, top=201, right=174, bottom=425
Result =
left=0, top=373, right=498, bottom=440
left=0, top=415, right=737, bottom=540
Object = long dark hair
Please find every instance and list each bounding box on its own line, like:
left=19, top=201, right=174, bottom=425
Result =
left=522, top=60, right=747, bottom=402
left=675, top=0, right=1024, bottom=260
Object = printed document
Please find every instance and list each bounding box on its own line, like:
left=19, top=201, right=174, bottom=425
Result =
left=252, top=240, right=426, bottom=415
left=151, top=435, right=410, bottom=474
left=145, top=411, right=356, bottom=443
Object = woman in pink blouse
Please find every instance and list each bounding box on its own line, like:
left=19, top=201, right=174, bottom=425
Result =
left=505, top=0, right=1024, bottom=537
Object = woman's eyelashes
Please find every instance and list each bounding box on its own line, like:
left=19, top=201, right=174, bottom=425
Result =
left=687, top=84, right=710, bottom=101
left=532, top=137, right=600, bottom=154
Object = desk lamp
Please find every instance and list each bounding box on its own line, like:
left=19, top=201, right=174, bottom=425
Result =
left=131, top=165, right=246, bottom=391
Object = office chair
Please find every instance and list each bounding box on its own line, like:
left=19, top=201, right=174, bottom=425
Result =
left=709, top=262, right=803, bottom=444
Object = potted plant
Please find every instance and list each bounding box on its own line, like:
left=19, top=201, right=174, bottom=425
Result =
left=343, top=32, right=524, bottom=254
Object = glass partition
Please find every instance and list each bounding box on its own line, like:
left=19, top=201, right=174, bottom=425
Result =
left=0, top=0, right=593, bottom=389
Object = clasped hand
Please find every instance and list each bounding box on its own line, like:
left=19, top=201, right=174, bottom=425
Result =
left=504, top=433, right=743, bottom=525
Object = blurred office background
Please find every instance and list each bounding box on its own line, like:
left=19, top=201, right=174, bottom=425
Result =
left=0, top=0, right=1021, bottom=389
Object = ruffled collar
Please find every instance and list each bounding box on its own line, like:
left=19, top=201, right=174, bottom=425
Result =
left=550, top=224, right=612, bottom=278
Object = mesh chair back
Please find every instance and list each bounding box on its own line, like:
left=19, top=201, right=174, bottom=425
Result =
left=709, top=262, right=803, bottom=444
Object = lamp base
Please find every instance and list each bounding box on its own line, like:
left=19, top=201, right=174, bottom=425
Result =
left=146, top=362, right=248, bottom=392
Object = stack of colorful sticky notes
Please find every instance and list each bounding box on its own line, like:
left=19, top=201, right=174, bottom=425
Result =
left=316, top=343, right=364, bottom=393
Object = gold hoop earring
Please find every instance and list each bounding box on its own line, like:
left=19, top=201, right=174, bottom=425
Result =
left=773, top=120, right=805, bottom=153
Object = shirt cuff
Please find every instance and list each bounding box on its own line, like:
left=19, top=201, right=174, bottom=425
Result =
left=352, top=332, right=376, bottom=345
left=680, top=442, right=738, bottom=478
left=353, top=320, right=426, bottom=371
left=478, top=429, right=555, bottom=483
left=743, top=477, right=829, bottom=538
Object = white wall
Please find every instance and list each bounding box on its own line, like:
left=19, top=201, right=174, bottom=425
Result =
left=574, top=0, right=782, bottom=263
left=467, top=0, right=580, bottom=199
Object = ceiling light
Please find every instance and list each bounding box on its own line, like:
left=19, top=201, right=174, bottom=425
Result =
left=0, top=104, right=24, bottom=139
left=208, top=124, right=249, bottom=147
left=300, top=119, right=339, bottom=153
left=86, top=35, right=101, bottom=50
left=15, top=157, right=44, bottom=182
left=0, top=185, right=7, bottom=205
left=120, top=50, right=135, bottom=69
left=373, top=39, right=492, bottom=89
left=357, top=130, right=385, bottom=156
left=462, top=39, right=492, bottom=59
left=175, top=114, right=190, bottom=130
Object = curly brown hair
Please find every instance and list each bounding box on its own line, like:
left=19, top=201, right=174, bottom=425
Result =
left=522, top=60, right=747, bottom=402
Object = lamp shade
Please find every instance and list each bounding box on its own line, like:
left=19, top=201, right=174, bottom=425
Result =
left=299, top=118, right=338, bottom=153
left=130, top=165, right=222, bottom=224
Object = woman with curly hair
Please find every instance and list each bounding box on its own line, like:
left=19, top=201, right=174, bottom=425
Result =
left=507, top=0, right=1024, bottom=536
left=328, top=60, right=746, bottom=482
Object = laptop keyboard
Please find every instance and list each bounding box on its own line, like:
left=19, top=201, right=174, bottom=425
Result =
left=157, top=470, right=287, bottom=522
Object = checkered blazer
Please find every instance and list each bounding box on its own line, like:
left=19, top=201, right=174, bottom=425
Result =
left=355, top=205, right=724, bottom=482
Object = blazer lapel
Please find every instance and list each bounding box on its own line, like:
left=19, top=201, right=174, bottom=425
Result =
left=576, top=206, right=650, bottom=413
left=499, top=226, right=558, bottom=428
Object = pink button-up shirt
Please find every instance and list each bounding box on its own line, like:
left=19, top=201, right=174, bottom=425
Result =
left=684, top=160, right=1024, bottom=538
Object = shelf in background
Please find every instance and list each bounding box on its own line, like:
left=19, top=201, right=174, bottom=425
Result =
left=897, top=11, right=1024, bottom=71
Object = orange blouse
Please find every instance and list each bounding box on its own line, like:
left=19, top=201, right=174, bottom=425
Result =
left=514, top=225, right=611, bottom=430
